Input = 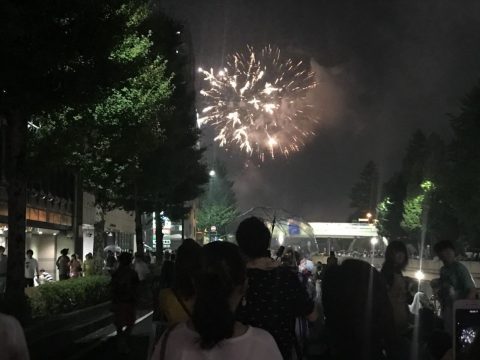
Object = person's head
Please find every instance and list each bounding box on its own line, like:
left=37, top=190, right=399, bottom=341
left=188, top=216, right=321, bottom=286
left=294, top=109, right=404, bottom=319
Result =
left=276, top=245, right=285, bottom=259
left=329, top=250, right=336, bottom=257
left=0, top=246, right=4, bottom=254
left=118, top=252, right=133, bottom=267
left=434, top=240, right=456, bottom=264
left=384, top=240, right=408, bottom=270
left=174, top=238, right=202, bottom=299
left=71, top=254, right=77, bottom=260
left=26, top=249, right=33, bottom=258
left=193, top=241, right=246, bottom=350
left=327, top=255, right=338, bottom=266
left=86, top=253, right=93, bottom=260
left=164, top=251, right=171, bottom=261
left=235, top=216, right=271, bottom=259
left=322, top=259, right=395, bottom=359
left=61, top=248, right=69, bottom=256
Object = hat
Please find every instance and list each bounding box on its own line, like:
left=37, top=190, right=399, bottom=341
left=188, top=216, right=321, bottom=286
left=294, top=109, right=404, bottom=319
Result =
left=61, top=248, right=69, bottom=255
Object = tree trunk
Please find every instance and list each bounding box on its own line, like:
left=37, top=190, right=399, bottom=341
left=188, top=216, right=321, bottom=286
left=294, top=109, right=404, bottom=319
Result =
left=93, top=207, right=106, bottom=274
left=134, top=185, right=144, bottom=256
left=5, top=111, right=28, bottom=322
left=155, top=212, right=164, bottom=265
left=73, top=173, right=83, bottom=258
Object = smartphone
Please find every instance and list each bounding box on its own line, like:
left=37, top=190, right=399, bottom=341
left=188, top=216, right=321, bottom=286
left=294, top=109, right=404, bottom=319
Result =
left=454, top=299, right=480, bottom=359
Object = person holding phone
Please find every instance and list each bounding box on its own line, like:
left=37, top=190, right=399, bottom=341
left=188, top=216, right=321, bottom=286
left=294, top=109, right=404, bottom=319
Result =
left=453, top=300, right=480, bottom=360
left=434, top=240, right=477, bottom=334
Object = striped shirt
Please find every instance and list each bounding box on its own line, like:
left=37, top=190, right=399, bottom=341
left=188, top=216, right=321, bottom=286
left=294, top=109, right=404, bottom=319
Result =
left=39, top=272, right=54, bottom=284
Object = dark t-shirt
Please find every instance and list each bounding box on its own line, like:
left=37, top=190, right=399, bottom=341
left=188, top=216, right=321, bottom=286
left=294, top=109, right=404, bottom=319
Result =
left=56, top=255, right=70, bottom=276
left=237, top=266, right=314, bottom=360
left=111, top=267, right=139, bottom=304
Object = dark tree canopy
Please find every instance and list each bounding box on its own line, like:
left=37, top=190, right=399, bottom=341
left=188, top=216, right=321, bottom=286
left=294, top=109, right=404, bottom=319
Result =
left=349, top=160, right=379, bottom=221
left=197, top=161, right=237, bottom=237
left=449, top=82, right=480, bottom=248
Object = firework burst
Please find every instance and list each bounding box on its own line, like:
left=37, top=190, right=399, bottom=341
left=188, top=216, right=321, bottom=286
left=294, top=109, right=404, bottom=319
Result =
left=198, top=45, right=318, bottom=160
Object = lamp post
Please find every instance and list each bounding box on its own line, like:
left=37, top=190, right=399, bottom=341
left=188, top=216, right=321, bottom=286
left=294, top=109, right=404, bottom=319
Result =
left=370, top=237, right=378, bottom=265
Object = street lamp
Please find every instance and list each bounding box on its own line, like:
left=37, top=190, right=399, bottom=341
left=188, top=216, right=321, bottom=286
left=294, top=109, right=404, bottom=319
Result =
left=209, top=170, right=216, bottom=177
left=370, top=237, right=378, bottom=246
left=415, top=270, right=425, bottom=281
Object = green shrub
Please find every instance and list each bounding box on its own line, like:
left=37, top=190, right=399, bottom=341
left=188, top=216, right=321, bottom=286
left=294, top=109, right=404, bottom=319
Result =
left=28, top=276, right=111, bottom=318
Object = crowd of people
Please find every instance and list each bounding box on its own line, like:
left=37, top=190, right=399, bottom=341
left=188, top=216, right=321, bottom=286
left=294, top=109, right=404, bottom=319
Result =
left=146, top=217, right=479, bottom=360
left=1, top=216, right=479, bottom=360
left=1, top=247, right=156, bottom=290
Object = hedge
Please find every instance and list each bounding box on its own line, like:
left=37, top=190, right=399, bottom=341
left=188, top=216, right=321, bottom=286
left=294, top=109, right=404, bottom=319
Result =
left=28, top=276, right=111, bottom=318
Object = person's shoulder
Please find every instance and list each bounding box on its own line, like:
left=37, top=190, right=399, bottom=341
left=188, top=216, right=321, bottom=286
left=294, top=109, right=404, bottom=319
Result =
left=454, top=261, right=468, bottom=269
left=159, top=288, right=174, bottom=300
left=166, top=322, right=196, bottom=343
left=245, top=326, right=282, bottom=358
left=248, top=326, right=276, bottom=341
left=0, top=313, right=21, bottom=328
left=152, top=322, right=194, bottom=359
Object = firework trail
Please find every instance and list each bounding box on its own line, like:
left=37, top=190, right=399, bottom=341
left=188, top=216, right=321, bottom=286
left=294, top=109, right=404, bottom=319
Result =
left=198, top=45, right=318, bottom=160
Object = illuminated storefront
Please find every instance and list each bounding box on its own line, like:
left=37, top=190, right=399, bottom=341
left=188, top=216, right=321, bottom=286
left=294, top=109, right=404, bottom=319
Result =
left=0, top=199, right=74, bottom=279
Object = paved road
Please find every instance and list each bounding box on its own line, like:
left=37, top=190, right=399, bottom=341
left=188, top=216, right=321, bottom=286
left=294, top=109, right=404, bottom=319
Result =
left=66, top=311, right=155, bottom=360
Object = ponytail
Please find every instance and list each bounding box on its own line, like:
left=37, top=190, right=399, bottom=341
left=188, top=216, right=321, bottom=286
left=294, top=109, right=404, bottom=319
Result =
left=192, top=242, right=246, bottom=350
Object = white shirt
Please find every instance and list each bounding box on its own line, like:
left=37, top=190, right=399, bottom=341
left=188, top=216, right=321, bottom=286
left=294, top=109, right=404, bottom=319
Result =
left=25, top=258, right=38, bottom=279
left=134, top=261, right=150, bottom=281
left=152, top=322, right=282, bottom=360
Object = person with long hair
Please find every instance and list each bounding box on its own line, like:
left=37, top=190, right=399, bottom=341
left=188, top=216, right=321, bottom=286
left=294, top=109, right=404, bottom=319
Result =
left=236, top=217, right=317, bottom=360
left=152, top=242, right=282, bottom=360
left=323, top=259, right=399, bottom=359
left=158, top=238, right=202, bottom=325
left=381, top=240, right=410, bottom=335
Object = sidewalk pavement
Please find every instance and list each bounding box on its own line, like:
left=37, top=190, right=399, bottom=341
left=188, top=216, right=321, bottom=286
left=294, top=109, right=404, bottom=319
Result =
left=65, top=310, right=153, bottom=360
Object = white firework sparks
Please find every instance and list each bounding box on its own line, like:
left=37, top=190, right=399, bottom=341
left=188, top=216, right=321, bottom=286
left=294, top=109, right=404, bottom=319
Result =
left=198, top=45, right=318, bottom=160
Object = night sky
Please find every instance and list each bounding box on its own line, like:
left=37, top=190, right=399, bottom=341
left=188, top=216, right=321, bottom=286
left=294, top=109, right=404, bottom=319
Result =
left=162, top=0, right=480, bottom=221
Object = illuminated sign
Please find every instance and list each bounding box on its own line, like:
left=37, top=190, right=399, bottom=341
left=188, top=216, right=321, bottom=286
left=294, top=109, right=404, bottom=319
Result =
left=308, top=222, right=378, bottom=238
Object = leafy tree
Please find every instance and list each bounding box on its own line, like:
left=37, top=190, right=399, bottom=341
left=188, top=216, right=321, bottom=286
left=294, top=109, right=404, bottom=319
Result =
left=197, top=205, right=238, bottom=236
left=376, top=131, right=455, bottom=249
left=197, top=162, right=237, bottom=238
left=376, top=174, right=406, bottom=239
left=449, top=82, right=480, bottom=249
left=115, top=14, right=208, bottom=257
left=401, top=180, right=436, bottom=253
left=401, top=130, right=428, bottom=195
left=349, top=161, right=379, bottom=221
left=1, top=0, right=140, bottom=319
left=31, top=2, right=175, bottom=258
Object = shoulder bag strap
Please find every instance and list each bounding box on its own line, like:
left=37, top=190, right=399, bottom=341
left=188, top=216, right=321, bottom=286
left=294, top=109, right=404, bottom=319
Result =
left=172, top=289, right=193, bottom=318
left=159, top=323, right=178, bottom=360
